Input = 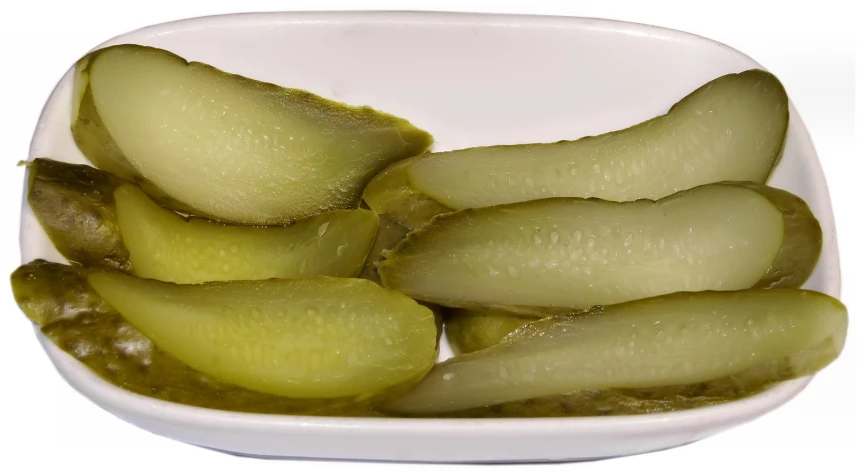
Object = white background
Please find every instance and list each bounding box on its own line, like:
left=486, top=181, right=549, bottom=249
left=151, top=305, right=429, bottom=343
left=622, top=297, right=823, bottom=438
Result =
left=0, top=1, right=855, bottom=473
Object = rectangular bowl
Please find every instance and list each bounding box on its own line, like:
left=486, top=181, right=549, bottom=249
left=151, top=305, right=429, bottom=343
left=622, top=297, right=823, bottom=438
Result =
left=18, top=11, right=840, bottom=463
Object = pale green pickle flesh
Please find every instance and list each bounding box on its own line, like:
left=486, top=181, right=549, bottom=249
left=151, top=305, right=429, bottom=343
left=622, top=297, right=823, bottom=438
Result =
left=379, top=183, right=821, bottom=311
left=74, top=44, right=433, bottom=225
left=116, top=184, right=379, bottom=284
left=88, top=272, right=439, bottom=399
left=10, top=260, right=390, bottom=415
left=363, top=69, right=788, bottom=229
left=385, top=289, right=847, bottom=415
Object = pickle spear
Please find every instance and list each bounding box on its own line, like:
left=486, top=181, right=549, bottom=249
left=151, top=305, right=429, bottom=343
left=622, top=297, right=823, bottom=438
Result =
left=10, top=260, right=396, bottom=415
left=364, top=69, right=788, bottom=228
left=73, top=44, right=433, bottom=225
left=24, top=158, right=130, bottom=272
left=379, top=182, right=821, bottom=312
left=115, top=184, right=378, bottom=284
left=87, top=272, right=438, bottom=399
left=24, top=158, right=380, bottom=283
left=385, top=289, right=848, bottom=415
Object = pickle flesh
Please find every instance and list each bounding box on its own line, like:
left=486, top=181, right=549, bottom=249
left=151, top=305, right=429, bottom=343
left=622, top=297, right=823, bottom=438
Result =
left=364, top=69, right=788, bottom=228
left=116, top=184, right=378, bottom=284
left=73, top=44, right=433, bottom=225
left=385, top=289, right=848, bottom=414
left=379, top=182, right=821, bottom=312
left=10, top=260, right=388, bottom=415
left=88, top=272, right=438, bottom=399
left=24, top=158, right=130, bottom=272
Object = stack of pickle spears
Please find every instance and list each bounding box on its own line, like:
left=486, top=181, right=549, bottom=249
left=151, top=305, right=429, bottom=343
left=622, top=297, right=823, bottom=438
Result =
left=12, top=44, right=847, bottom=418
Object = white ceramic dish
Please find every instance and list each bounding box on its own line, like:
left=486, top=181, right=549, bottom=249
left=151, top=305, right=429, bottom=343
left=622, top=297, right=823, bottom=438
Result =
left=18, top=11, right=840, bottom=463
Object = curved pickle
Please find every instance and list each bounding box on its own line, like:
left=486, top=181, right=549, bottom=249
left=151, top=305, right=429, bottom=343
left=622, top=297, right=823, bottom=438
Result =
left=11, top=260, right=437, bottom=414
left=23, top=158, right=130, bottom=272
left=364, top=69, right=788, bottom=229
left=385, top=289, right=848, bottom=415
left=10, top=261, right=379, bottom=415
left=379, top=182, right=821, bottom=313
left=115, top=184, right=378, bottom=284
left=72, top=44, right=433, bottom=225
left=442, top=308, right=792, bottom=416
left=87, top=271, right=438, bottom=399
left=24, top=158, right=380, bottom=283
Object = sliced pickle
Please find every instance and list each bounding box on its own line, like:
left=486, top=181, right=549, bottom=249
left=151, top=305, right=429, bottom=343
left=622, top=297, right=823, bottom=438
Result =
left=10, top=260, right=395, bottom=415
left=73, top=44, right=433, bottom=225
left=384, top=289, right=847, bottom=414
left=23, top=158, right=380, bottom=283
left=115, top=184, right=378, bottom=283
left=364, top=69, right=788, bottom=228
left=379, top=182, right=821, bottom=312
left=87, top=272, right=438, bottom=399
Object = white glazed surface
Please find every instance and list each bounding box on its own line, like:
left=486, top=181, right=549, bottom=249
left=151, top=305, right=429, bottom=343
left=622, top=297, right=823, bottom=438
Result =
left=18, top=11, right=839, bottom=463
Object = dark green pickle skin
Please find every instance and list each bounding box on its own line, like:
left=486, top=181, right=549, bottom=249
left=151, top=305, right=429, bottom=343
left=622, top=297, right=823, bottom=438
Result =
left=11, top=260, right=395, bottom=416
left=24, top=158, right=131, bottom=272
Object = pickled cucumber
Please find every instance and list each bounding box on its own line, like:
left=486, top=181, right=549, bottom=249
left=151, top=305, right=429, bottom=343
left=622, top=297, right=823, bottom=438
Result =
left=24, top=158, right=130, bottom=271
left=379, top=182, right=821, bottom=312
left=87, top=272, right=439, bottom=399
left=24, top=158, right=381, bottom=283
left=10, top=260, right=386, bottom=415
left=385, top=289, right=848, bottom=414
left=364, top=70, right=788, bottom=228
left=115, top=184, right=378, bottom=283
left=73, top=44, right=433, bottom=225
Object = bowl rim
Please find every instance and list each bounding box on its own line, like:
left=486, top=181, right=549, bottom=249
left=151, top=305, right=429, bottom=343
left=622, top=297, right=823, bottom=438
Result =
left=22, top=9, right=839, bottom=435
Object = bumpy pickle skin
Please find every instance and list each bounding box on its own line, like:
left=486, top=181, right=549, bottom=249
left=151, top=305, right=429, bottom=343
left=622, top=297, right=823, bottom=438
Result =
left=23, top=158, right=131, bottom=272
left=378, top=182, right=822, bottom=313
left=364, top=69, right=788, bottom=228
left=384, top=289, right=847, bottom=415
left=87, top=272, right=439, bottom=399
left=115, top=184, right=379, bottom=284
left=72, top=44, right=434, bottom=225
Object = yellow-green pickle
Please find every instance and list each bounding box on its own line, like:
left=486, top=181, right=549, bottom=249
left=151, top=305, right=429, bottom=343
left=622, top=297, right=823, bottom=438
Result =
left=12, top=260, right=438, bottom=415
left=380, top=182, right=822, bottom=314
left=72, top=44, right=433, bottom=225
left=25, top=158, right=380, bottom=283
